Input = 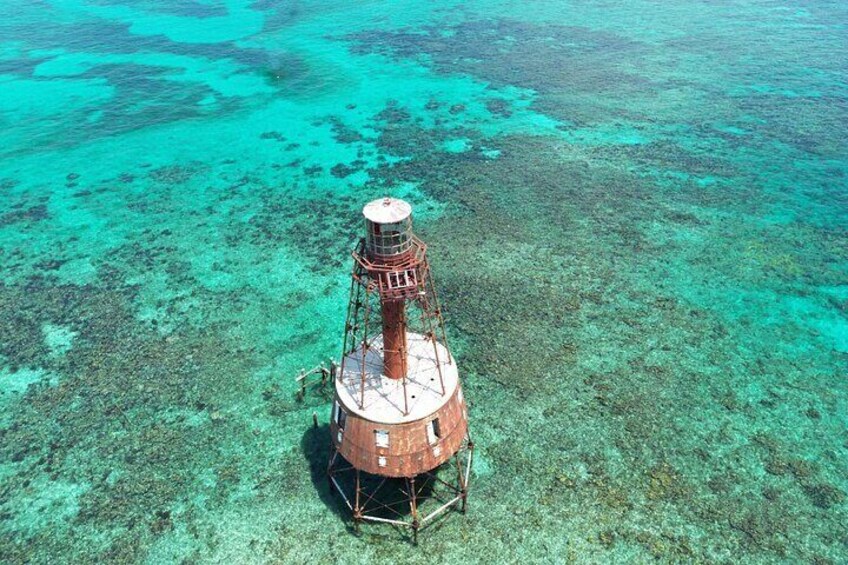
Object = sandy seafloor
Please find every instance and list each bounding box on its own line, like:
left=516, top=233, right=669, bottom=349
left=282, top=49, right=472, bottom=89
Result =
left=0, top=0, right=846, bottom=563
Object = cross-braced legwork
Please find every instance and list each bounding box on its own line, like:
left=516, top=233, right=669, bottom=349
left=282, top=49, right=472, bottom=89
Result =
left=327, top=436, right=473, bottom=541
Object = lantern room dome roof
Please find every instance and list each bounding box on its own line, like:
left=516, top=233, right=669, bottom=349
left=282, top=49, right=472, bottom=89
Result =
left=363, top=197, right=412, bottom=224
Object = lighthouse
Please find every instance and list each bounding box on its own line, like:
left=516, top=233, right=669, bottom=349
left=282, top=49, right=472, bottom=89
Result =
left=327, top=197, right=473, bottom=539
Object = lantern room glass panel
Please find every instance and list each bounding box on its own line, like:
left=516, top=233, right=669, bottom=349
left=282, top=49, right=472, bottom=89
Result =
left=365, top=217, right=413, bottom=257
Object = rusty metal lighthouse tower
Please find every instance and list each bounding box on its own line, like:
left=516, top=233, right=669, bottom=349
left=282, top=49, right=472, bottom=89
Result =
left=327, top=197, right=472, bottom=539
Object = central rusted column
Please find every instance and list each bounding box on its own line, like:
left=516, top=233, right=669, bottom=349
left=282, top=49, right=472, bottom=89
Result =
left=381, top=299, right=407, bottom=379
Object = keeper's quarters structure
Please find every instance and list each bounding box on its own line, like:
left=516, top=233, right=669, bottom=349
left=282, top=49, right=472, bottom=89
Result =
left=327, top=197, right=473, bottom=539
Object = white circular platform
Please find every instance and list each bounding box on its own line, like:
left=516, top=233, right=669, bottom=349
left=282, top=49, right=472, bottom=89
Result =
left=362, top=197, right=412, bottom=224
left=336, top=332, right=459, bottom=424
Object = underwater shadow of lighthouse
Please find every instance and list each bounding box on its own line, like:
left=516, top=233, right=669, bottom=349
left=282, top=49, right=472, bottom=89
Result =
left=301, top=424, right=439, bottom=533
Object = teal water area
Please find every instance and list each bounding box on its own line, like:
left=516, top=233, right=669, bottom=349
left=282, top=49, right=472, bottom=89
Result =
left=1, top=0, right=846, bottom=562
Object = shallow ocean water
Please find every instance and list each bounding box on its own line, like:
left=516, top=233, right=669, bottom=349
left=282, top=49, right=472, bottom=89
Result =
left=0, top=0, right=846, bottom=562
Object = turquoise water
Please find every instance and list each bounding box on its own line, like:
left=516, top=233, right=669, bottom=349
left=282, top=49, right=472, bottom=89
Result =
left=1, top=0, right=846, bottom=562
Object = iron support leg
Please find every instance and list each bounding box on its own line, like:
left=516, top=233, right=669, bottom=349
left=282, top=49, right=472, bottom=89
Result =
left=454, top=452, right=468, bottom=514
left=354, top=469, right=362, bottom=533
left=409, top=477, right=419, bottom=544
left=326, top=445, right=337, bottom=489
